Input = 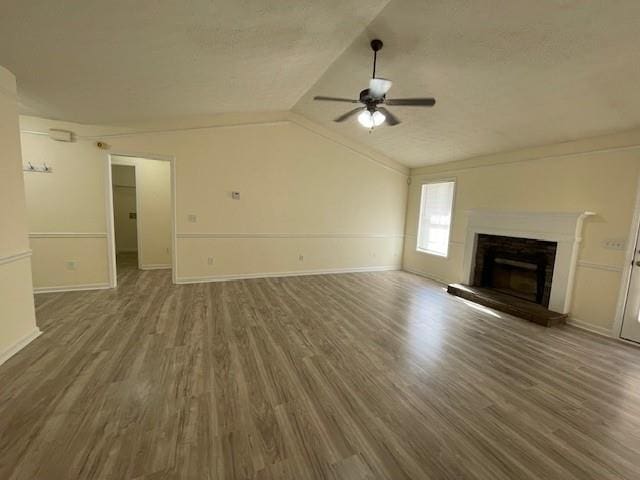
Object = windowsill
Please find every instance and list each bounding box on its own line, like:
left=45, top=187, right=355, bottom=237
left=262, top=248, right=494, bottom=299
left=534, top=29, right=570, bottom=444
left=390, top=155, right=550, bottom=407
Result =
left=416, top=248, right=448, bottom=258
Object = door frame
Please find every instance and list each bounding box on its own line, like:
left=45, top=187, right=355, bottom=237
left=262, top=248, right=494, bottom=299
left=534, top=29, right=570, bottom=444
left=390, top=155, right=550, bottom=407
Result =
left=105, top=151, right=177, bottom=287
left=612, top=172, right=640, bottom=338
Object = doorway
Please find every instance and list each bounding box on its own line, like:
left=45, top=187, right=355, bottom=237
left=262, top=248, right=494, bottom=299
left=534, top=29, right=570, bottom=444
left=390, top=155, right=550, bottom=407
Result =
left=111, top=164, right=138, bottom=270
left=108, top=155, right=174, bottom=284
left=620, top=222, right=640, bottom=344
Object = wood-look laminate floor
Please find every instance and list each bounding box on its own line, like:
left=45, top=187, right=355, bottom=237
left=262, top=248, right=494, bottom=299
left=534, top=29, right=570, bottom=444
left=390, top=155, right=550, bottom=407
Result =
left=2, top=255, right=640, bottom=479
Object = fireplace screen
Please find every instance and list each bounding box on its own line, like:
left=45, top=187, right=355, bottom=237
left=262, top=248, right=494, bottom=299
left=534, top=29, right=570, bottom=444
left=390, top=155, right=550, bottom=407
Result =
left=473, top=234, right=557, bottom=307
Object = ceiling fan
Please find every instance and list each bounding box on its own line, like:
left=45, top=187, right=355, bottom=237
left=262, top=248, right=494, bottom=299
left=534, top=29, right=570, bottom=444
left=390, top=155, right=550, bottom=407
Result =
left=313, top=38, right=436, bottom=129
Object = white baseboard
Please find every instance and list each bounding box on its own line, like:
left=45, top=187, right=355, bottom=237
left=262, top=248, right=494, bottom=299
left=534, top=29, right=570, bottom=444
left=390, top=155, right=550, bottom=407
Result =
left=33, top=283, right=111, bottom=294
left=176, top=265, right=400, bottom=284
left=0, top=328, right=42, bottom=366
left=402, top=267, right=449, bottom=285
left=139, top=264, right=171, bottom=270
left=566, top=317, right=613, bottom=337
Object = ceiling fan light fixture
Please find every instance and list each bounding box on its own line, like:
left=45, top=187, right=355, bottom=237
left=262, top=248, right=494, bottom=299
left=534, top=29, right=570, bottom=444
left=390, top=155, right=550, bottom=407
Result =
left=313, top=38, right=435, bottom=127
left=358, top=110, right=385, bottom=128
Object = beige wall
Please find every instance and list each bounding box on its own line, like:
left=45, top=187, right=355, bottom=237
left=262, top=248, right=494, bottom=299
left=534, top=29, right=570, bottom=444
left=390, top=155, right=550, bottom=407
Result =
left=0, top=65, right=38, bottom=364
left=111, top=163, right=135, bottom=187
left=21, top=118, right=110, bottom=290
left=17, top=108, right=638, bottom=336
left=403, top=130, right=640, bottom=334
left=112, top=157, right=171, bottom=268
left=19, top=113, right=408, bottom=285
left=112, top=165, right=138, bottom=253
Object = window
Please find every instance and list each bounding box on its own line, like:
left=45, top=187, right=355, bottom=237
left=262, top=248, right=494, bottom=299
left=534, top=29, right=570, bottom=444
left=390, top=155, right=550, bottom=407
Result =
left=417, top=180, right=455, bottom=257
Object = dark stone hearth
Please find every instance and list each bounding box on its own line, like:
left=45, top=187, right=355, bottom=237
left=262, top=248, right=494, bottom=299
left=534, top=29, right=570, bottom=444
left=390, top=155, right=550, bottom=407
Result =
left=447, top=283, right=567, bottom=327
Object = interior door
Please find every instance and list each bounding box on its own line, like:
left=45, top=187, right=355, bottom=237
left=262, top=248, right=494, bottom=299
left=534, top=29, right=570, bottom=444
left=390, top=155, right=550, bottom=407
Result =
left=621, top=229, right=640, bottom=343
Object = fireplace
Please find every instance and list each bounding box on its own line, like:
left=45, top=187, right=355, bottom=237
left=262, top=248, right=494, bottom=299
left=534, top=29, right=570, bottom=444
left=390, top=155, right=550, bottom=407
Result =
left=448, top=232, right=563, bottom=325
left=447, top=210, right=593, bottom=326
left=473, top=234, right=557, bottom=306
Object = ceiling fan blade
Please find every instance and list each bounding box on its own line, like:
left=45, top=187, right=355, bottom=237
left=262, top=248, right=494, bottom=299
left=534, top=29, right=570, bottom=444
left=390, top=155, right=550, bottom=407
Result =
left=378, top=107, right=401, bottom=126
left=314, top=96, right=359, bottom=103
left=334, top=107, right=364, bottom=123
left=385, top=97, right=436, bottom=107
left=369, top=78, right=392, bottom=98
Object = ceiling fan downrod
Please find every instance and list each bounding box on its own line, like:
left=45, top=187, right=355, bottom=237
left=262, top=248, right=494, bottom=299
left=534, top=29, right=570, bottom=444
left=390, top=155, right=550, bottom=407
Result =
left=371, top=39, right=383, bottom=78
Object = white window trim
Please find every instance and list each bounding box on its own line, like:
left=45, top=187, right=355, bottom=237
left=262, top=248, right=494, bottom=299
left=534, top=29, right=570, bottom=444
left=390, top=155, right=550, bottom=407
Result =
left=416, top=178, right=457, bottom=258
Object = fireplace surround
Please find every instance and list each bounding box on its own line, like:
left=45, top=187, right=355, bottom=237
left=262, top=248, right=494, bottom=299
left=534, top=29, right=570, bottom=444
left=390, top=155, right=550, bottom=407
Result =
left=460, top=210, right=595, bottom=314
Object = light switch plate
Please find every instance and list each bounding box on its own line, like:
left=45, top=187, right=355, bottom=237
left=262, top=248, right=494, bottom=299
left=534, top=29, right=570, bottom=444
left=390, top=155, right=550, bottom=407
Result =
left=188, top=214, right=197, bottom=223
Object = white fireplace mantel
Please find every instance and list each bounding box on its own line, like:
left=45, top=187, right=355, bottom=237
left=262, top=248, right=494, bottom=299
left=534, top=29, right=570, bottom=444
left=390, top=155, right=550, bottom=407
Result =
left=462, top=210, right=596, bottom=314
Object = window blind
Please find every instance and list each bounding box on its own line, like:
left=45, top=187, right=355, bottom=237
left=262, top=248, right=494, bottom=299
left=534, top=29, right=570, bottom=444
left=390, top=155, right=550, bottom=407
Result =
left=417, top=181, right=455, bottom=257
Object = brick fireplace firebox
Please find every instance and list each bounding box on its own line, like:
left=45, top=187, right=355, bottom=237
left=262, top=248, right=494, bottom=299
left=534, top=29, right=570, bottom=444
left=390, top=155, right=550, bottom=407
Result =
left=473, top=234, right=557, bottom=307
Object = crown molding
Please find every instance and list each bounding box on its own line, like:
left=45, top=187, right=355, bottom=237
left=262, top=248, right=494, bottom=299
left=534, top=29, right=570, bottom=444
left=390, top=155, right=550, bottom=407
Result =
left=411, top=128, right=640, bottom=177
left=286, top=112, right=409, bottom=176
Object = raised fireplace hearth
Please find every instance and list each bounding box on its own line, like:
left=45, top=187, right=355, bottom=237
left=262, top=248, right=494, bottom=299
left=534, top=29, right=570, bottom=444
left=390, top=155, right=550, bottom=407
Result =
left=448, top=234, right=563, bottom=326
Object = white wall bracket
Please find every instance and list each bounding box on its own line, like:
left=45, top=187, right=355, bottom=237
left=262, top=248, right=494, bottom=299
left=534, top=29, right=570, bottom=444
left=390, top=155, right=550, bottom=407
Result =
left=22, top=162, right=53, bottom=173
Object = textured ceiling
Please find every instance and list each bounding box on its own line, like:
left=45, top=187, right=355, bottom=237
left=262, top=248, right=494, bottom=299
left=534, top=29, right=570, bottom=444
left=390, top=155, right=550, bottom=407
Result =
left=294, top=0, right=640, bottom=166
left=4, top=1, right=640, bottom=166
left=0, top=0, right=389, bottom=124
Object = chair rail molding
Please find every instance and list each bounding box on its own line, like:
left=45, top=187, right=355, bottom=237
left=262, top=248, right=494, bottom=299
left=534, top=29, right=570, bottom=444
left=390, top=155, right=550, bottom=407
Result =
left=0, top=249, right=32, bottom=266
left=177, top=232, right=404, bottom=239
left=28, top=232, right=108, bottom=238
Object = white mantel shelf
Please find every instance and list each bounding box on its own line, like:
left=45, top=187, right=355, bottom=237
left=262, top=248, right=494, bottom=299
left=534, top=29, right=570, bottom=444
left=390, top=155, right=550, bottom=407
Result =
left=461, top=210, right=596, bottom=314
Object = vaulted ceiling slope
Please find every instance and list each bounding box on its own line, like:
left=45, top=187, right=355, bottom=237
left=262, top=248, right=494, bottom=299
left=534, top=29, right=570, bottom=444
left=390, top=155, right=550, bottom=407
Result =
left=3, top=1, right=640, bottom=167
left=295, top=0, right=640, bottom=166
left=0, top=0, right=389, bottom=124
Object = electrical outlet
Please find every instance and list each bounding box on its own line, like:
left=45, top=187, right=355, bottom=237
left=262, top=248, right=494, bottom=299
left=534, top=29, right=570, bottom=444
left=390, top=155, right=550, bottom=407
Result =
left=603, top=239, right=625, bottom=250
left=298, top=254, right=304, bottom=261
left=207, top=257, right=214, bottom=266
left=188, top=214, right=197, bottom=223
left=66, top=261, right=77, bottom=270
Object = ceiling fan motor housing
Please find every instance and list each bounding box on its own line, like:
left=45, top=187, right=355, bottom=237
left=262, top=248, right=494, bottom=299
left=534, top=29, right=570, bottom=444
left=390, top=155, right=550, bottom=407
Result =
left=359, top=88, right=384, bottom=108
left=370, top=39, right=383, bottom=51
